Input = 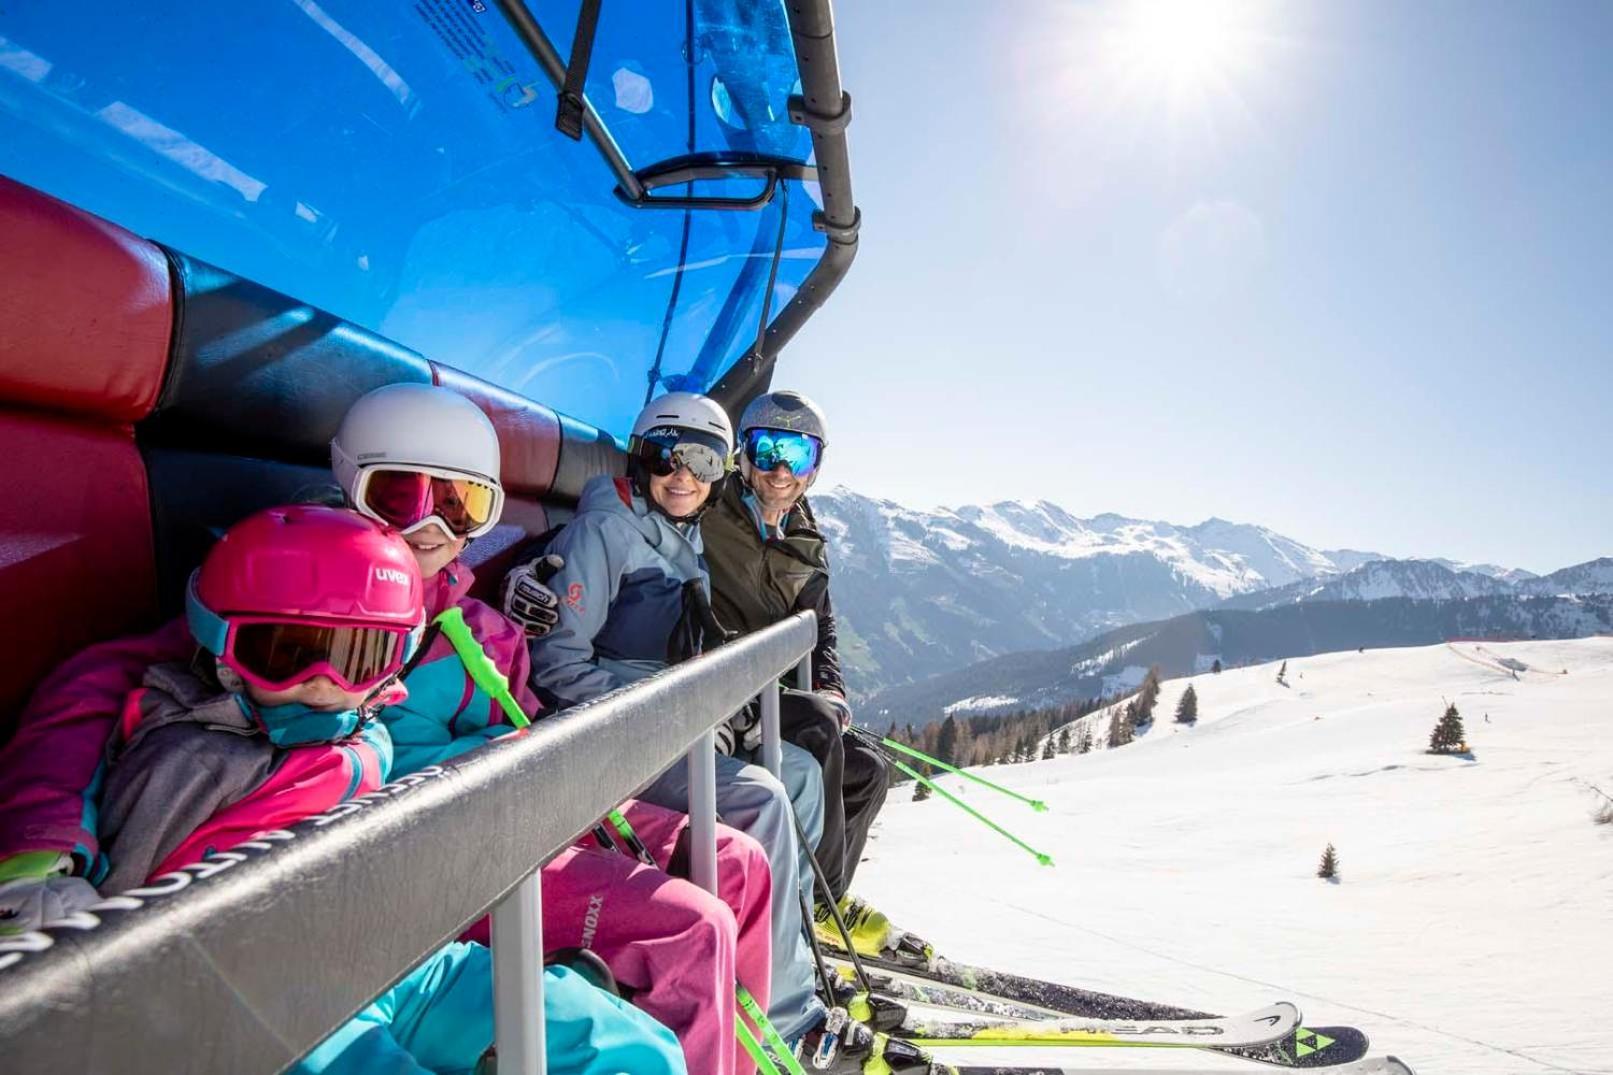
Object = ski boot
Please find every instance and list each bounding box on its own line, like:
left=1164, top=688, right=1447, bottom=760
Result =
left=814, top=893, right=935, bottom=968
left=824, top=969, right=909, bottom=1032
left=792, top=1007, right=939, bottom=1074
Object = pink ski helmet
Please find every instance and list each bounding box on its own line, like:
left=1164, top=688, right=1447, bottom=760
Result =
left=186, top=505, right=425, bottom=693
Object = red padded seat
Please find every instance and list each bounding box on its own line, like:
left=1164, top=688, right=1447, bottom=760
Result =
left=0, top=176, right=171, bottom=424
left=0, top=176, right=172, bottom=729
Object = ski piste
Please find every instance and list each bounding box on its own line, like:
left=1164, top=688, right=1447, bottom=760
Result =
left=946, top=1057, right=1415, bottom=1075
left=833, top=953, right=1370, bottom=1068
left=898, top=1002, right=1299, bottom=1049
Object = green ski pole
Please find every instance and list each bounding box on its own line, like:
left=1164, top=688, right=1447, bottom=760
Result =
left=890, top=758, right=1054, bottom=867
left=434, top=606, right=531, bottom=728
left=737, top=986, right=808, bottom=1075
left=878, top=735, right=1048, bottom=812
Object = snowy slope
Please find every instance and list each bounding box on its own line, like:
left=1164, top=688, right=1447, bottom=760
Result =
left=855, top=639, right=1613, bottom=1073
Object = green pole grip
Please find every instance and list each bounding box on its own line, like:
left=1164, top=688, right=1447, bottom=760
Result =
left=433, top=607, right=531, bottom=728
left=892, top=758, right=1053, bottom=868
left=882, top=736, right=1048, bottom=812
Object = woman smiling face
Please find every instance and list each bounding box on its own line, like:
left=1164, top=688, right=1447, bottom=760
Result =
left=647, top=463, right=713, bottom=520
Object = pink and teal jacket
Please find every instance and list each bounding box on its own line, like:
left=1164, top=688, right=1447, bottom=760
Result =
left=95, top=660, right=390, bottom=893
left=0, top=618, right=194, bottom=876
left=381, top=558, right=541, bottom=778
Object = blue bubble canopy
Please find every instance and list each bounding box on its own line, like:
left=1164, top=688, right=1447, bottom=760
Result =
left=0, top=0, right=850, bottom=436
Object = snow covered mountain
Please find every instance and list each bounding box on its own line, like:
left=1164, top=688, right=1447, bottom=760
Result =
left=865, top=592, right=1613, bottom=722
left=813, top=487, right=1387, bottom=695
left=857, top=639, right=1613, bottom=1073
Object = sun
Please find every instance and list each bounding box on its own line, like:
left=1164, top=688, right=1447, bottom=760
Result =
left=1105, top=0, right=1260, bottom=96
left=1113, top=1, right=1249, bottom=87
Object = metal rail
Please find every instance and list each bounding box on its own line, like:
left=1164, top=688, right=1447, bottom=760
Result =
left=0, top=613, right=818, bottom=1074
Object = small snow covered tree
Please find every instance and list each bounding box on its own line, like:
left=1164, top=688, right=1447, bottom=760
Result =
left=1211, top=658, right=1223, bottom=674
left=1591, top=783, right=1613, bottom=826
left=1075, top=723, right=1094, bottom=754
left=1277, top=660, right=1288, bottom=686
left=1041, top=738, right=1056, bottom=760
left=1056, top=726, right=1072, bottom=753
left=1175, top=683, right=1199, bottom=724
left=1317, top=843, right=1339, bottom=881
left=1428, top=703, right=1468, bottom=755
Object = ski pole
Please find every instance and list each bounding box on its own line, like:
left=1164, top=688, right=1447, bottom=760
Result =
left=738, top=985, right=808, bottom=1075
left=789, top=804, right=875, bottom=995
left=889, top=758, right=1054, bottom=867
left=872, top=733, right=1048, bottom=812
left=434, top=606, right=531, bottom=728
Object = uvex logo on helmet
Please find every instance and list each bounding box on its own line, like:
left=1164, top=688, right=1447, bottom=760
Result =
left=374, top=567, right=412, bottom=586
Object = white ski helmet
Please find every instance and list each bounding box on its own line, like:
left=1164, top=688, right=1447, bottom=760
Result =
left=738, top=389, right=828, bottom=488
left=631, top=391, right=735, bottom=445
left=332, top=383, right=505, bottom=537
left=627, top=391, right=735, bottom=519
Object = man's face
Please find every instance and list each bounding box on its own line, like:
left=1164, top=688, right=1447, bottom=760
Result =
left=748, top=462, right=810, bottom=516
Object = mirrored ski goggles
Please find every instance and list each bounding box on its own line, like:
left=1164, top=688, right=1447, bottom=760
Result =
left=188, top=582, right=418, bottom=694
left=632, top=428, right=734, bottom=484
left=743, top=428, right=823, bottom=478
left=352, top=465, right=503, bottom=539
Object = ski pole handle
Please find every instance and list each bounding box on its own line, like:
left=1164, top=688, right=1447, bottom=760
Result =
left=880, top=736, right=1049, bottom=812
left=891, top=758, right=1054, bottom=867
left=434, top=606, right=532, bottom=729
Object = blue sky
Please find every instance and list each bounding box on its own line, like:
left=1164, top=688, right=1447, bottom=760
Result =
left=788, top=1, right=1611, bottom=573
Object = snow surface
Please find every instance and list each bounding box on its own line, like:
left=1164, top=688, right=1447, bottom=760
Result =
left=855, top=639, right=1613, bottom=1073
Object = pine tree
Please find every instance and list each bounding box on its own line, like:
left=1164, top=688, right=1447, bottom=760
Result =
left=913, top=779, right=931, bottom=802
left=1107, top=704, right=1134, bottom=748
left=1277, top=660, right=1288, bottom=686
left=1175, top=683, right=1198, bottom=724
left=1428, top=703, right=1468, bottom=755
left=1076, top=723, right=1094, bottom=754
left=1317, top=843, right=1339, bottom=880
left=1133, top=667, right=1162, bottom=726
left=936, top=716, right=960, bottom=766
left=1211, top=658, right=1223, bottom=674
left=1041, top=738, right=1056, bottom=760
left=1056, top=727, right=1072, bottom=754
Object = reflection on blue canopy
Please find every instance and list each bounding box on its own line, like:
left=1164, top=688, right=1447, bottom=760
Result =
left=0, top=0, right=824, bottom=435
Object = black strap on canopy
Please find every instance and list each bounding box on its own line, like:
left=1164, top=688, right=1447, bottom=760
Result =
left=555, top=0, right=603, bottom=140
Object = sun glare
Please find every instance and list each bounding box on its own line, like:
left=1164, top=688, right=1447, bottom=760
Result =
left=1108, top=0, right=1258, bottom=94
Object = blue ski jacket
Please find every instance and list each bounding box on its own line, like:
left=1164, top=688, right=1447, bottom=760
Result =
left=527, top=476, right=708, bottom=709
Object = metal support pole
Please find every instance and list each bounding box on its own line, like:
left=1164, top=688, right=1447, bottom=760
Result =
left=686, top=729, right=720, bottom=896
left=492, top=870, right=545, bottom=1075
left=760, top=680, right=783, bottom=780
left=794, top=654, right=812, bottom=692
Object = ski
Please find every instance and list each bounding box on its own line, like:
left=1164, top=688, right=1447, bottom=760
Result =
left=944, top=1057, right=1414, bottom=1075
left=900, top=1001, right=1299, bottom=1049
left=836, top=955, right=1370, bottom=1068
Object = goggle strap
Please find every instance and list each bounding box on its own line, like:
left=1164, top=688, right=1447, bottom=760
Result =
left=185, top=573, right=231, bottom=656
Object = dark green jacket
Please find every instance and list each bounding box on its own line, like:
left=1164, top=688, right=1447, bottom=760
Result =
left=700, top=481, right=845, bottom=696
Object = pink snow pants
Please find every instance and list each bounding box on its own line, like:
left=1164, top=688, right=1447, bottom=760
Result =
left=467, top=799, right=772, bottom=1075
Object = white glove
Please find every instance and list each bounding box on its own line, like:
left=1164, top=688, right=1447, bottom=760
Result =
left=819, top=691, right=854, bottom=732
left=502, top=555, right=565, bottom=638
left=0, top=875, right=102, bottom=933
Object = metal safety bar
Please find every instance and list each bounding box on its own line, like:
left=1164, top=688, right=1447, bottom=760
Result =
left=0, top=613, right=817, bottom=1075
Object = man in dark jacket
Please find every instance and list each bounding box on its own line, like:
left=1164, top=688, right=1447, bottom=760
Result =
left=701, top=391, right=926, bottom=963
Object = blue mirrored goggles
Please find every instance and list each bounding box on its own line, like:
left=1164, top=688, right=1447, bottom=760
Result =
left=743, top=428, right=823, bottom=478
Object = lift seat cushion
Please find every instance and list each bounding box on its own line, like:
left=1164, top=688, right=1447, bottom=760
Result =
left=0, top=176, right=171, bottom=423
left=0, top=412, right=157, bottom=723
